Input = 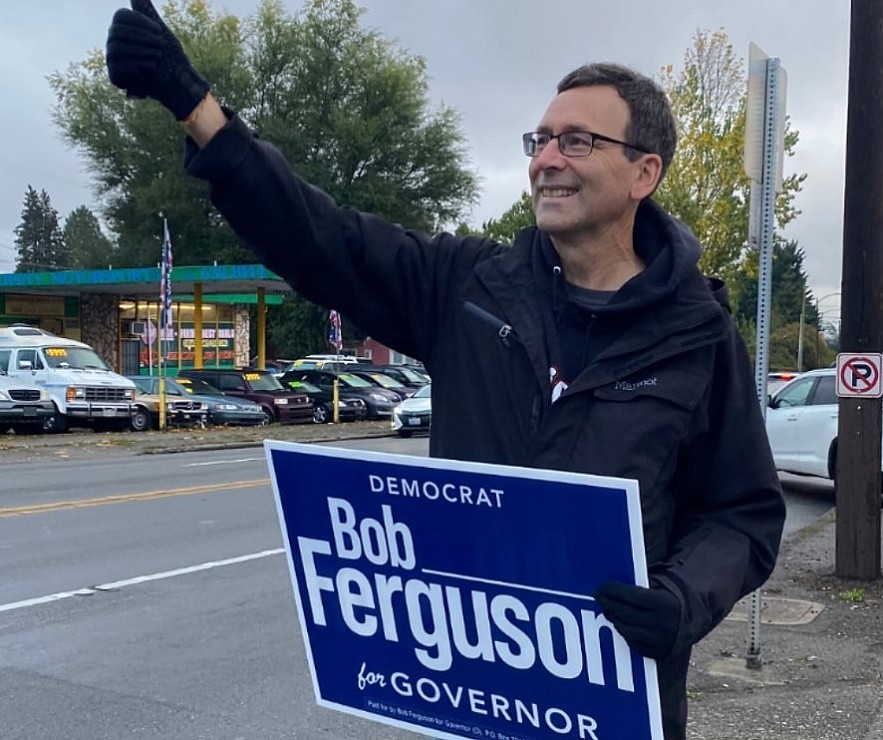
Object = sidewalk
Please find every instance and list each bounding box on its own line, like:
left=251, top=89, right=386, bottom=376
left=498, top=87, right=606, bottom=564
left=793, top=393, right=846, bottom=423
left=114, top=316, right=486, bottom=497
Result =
left=0, top=419, right=396, bottom=463
left=686, top=508, right=883, bottom=739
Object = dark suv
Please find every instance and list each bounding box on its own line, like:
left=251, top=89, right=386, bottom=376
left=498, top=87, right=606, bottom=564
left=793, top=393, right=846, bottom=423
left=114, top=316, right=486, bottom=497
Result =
left=177, top=368, right=313, bottom=424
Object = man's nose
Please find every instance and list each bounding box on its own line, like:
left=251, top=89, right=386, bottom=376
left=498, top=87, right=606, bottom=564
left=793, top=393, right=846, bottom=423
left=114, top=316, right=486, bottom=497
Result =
left=532, top=138, right=567, bottom=169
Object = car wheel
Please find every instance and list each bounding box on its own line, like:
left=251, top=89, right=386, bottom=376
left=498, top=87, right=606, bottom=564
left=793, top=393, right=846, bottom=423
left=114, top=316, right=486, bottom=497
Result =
left=313, top=404, right=331, bottom=424
left=43, top=410, right=68, bottom=434
left=828, top=440, right=838, bottom=498
left=398, top=429, right=413, bottom=438
left=130, top=408, right=151, bottom=432
left=260, top=407, right=274, bottom=425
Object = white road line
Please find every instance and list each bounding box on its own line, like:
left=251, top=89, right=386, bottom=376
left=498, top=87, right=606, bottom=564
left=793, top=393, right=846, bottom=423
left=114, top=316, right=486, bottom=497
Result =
left=0, top=549, right=285, bottom=614
left=184, top=457, right=265, bottom=467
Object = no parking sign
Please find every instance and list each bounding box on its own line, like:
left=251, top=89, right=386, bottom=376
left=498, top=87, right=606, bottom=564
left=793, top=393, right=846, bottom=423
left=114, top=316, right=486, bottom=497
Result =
left=836, top=353, right=883, bottom=398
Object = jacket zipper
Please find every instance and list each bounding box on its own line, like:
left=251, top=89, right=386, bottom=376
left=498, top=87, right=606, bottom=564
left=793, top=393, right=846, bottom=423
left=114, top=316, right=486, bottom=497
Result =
left=464, top=301, right=515, bottom=347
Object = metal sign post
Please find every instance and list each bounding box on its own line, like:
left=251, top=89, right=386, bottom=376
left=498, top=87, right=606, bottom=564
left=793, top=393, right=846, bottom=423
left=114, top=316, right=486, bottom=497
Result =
left=743, top=42, right=787, bottom=670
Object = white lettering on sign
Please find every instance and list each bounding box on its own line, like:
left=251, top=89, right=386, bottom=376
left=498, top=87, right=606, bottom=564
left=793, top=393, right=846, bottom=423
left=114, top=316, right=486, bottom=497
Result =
left=297, top=497, right=635, bottom=694
left=389, top=672, right=601, bottom=739
left=368, top=474, right=505, bottom=508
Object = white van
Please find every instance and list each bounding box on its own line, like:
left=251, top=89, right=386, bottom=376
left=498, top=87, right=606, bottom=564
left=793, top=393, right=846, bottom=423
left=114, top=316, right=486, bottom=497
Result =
left=0, top=325, right=136, bottom=432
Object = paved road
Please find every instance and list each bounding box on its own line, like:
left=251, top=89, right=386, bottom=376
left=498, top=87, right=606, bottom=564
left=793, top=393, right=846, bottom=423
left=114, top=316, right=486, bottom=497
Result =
left=0, top=437, right=429, bottom=740
left=0, top=433, right=828, bottom=739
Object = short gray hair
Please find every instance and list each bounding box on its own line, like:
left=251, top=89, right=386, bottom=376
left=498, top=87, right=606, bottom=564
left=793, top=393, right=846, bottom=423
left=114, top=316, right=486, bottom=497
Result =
left=557, top=63, right=677, bottom=181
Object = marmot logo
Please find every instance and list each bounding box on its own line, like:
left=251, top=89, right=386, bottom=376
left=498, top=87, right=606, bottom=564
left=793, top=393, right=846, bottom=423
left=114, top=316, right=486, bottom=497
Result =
left=614, top=377, right=658, bottom=392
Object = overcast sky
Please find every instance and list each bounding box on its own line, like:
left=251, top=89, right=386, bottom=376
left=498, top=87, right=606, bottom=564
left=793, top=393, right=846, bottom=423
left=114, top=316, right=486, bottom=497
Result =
left=0, top=1, right=850, bottom=318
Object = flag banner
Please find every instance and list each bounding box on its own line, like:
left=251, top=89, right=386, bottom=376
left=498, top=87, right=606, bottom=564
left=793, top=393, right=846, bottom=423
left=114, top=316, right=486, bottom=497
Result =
left=265, top=441, right=663, bottom=740
left=328, top=309, right=343, bottom=351
left=160, top=219, right=174, bottom=331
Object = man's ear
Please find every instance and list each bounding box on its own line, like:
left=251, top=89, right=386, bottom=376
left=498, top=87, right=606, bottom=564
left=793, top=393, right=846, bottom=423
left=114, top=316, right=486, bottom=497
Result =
left=630, top=153, right=664, bottom=200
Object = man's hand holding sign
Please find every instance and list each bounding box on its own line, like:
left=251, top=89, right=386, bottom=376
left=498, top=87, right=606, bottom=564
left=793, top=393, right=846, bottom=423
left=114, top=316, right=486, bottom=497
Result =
left=266, top=442, right=664, bottom=740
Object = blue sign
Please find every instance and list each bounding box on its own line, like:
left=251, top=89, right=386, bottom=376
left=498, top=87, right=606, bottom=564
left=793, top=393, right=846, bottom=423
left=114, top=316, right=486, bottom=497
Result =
left=266, top=441, right=663, bottom=740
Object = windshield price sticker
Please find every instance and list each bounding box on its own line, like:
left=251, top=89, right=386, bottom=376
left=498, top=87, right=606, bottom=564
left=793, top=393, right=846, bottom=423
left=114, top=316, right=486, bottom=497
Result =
left=45, top=348, right=68, bottom=357
left=244, top=373, right=261, bottom=381
left=266, top=442, right=663, bottom=740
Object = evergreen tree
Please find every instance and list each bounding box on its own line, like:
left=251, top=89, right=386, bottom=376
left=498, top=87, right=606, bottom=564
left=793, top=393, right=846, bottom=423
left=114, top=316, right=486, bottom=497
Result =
left=14, top=186, right=69, bottom=272
left=64, top=206, right=115, bottom=270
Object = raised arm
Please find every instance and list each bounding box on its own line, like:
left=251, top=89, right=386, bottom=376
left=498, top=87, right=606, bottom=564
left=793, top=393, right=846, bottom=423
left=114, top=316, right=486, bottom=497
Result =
left=106, top=0, right=225, bottom=147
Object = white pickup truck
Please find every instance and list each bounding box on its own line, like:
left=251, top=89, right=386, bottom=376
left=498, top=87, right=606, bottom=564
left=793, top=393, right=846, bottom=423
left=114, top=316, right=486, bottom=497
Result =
left=0, top=325, right=136, bottom=432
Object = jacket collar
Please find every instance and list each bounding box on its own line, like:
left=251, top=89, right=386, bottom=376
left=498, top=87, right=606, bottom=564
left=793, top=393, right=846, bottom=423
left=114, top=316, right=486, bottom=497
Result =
left=471, top=208, right=731, bottom=391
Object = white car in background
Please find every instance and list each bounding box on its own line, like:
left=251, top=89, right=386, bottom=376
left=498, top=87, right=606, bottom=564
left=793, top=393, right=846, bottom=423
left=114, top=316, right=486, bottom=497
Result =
left=765, top=368, right=841, bottom=482
left=391, top=383, right=431, bottom=437
left=766, top=371, right=801, bottom=397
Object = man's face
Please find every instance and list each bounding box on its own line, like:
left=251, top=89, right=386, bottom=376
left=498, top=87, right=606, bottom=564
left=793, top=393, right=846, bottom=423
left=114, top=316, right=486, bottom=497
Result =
left=529, top=85, right=644, bottom=239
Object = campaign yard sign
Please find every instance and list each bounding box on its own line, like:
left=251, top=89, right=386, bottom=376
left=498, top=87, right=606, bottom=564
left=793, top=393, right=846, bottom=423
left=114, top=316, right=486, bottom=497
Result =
left=265, top=441, right=663, bottom=740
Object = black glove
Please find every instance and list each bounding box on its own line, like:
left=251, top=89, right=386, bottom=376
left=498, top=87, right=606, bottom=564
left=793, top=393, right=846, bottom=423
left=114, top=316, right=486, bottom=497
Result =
left=106, top=0, right=210, bottom=120
left=594, top=578, right=682, bottom=660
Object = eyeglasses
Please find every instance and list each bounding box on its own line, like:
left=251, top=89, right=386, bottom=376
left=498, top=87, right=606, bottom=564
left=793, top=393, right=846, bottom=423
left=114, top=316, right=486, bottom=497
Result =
left=522, top=130, right=651, bottom=158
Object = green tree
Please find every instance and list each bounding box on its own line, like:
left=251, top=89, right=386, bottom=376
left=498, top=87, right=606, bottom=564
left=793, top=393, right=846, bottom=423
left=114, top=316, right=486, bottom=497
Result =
left=728, top=238, right=836, bottom=370
left=14, top=186, right=69, bottom=272
left=656, top=29, right=805, bottom=283
left=64, top=206, right=115, bottom=269
left=478, top=191, right=535, bottom=243
left=50, top=0, right=478, bottom=355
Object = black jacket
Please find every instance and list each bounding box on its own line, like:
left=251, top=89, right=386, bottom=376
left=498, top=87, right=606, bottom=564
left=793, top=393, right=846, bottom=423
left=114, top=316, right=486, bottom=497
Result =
left=186, top=114, right=785, bottom=739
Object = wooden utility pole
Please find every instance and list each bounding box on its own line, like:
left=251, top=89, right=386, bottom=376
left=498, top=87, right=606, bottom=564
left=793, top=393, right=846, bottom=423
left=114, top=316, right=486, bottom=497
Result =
left=836, top=0, right=883, bottom=579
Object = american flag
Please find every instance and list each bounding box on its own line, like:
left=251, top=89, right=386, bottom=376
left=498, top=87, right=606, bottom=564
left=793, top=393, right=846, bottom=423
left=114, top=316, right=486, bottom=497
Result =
left=328, top=309, right=342, bottom=351
left=159, top=219, right=173, bottom=330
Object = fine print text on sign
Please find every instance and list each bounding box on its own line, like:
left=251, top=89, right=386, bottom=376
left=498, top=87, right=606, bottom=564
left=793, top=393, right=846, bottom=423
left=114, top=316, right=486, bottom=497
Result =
left=265, top=441, right=663, bottom=740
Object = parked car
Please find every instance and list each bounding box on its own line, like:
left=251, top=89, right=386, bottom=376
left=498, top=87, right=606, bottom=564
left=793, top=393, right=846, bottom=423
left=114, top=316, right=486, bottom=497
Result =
left=127, top=384, right=209, bottom=432
left=0, top=369, right=55, bottom=434
left=348, top=369, right=415, bottom=400
left=765, top=368, right=847, bottom=485
left=279, top=377, right=368, bottom=424
left=361, top=364, right=429, bottom=389
left=291, top=369, right=401, bottom=419
left=767, top=371, right=801, bottom=397
left=392, top=383, right=431, bottom=437
left=129, top=375, right=267, bottom=427
left=177, top=368, right=313, bottom=424
left=281, top=356, right=370, bottom=373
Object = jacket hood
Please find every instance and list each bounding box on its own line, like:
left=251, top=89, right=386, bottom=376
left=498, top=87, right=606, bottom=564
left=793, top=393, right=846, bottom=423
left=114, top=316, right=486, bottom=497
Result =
left=531, top=198, right=711, bottom=316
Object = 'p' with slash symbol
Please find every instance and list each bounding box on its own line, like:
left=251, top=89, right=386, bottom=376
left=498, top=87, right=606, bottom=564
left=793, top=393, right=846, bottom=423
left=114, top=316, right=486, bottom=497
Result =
left=836, top=353, right=883, bottom=398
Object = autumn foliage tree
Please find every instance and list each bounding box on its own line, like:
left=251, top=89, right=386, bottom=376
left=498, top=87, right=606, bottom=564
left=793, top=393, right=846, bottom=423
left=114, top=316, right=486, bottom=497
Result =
left=656, top=29, right=804, bottom=284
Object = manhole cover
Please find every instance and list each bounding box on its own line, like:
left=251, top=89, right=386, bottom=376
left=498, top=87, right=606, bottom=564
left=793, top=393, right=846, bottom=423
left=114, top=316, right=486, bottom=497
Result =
left=725, top=596, right=824, bottom=625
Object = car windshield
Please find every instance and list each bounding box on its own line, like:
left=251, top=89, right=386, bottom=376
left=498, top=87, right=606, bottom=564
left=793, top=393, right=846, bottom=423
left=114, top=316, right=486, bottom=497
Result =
left=367, top=373, right=403, bottom=388
left=286, top=380, right=322, bottom=393
left=243, top=372, right=285, bottom=391
left=339, top=372, right=373, bottom=388
left=44, top=346, right=109, bottom=370
left=177, top=377, right=223, bottom=395
left=413, top=384, right=431, bottom=399
left=399, top=367, right=428, bottom=383
left=131, top=377, right=151, bottom=394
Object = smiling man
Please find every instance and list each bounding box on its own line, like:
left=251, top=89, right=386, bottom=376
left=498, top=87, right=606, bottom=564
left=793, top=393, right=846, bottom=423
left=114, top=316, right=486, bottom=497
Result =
left=106, top=3, right=785, bottom=738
